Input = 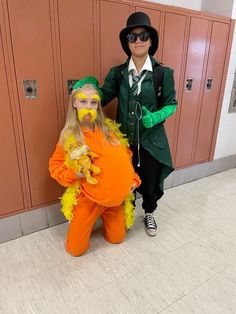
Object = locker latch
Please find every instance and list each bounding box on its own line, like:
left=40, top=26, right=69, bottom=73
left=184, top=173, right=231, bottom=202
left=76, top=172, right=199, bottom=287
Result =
left=185, top=78, right=193, bottom=91
left=206, top=78, right=213, bottom=91
left=23, top=80, right=37, bottom=99
left=67, top=80, right=79, bottom=94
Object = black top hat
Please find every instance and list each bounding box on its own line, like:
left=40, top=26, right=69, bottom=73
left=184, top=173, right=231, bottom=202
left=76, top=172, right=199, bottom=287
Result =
left=119, top=12, right=159, bottom=56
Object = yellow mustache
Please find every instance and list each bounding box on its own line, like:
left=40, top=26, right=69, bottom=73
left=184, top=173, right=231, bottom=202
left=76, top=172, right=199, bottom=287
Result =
left=77, top=108, right=97, bottom=123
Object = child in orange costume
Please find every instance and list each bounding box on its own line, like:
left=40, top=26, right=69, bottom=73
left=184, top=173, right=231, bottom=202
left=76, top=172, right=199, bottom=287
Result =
left=49, top=76, right=140, bottom=256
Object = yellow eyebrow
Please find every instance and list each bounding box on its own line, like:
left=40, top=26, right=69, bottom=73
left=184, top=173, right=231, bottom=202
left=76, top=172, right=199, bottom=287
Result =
left=91, top=94, right=100, bottom=101
left=75, top=92, right=88, bottom=100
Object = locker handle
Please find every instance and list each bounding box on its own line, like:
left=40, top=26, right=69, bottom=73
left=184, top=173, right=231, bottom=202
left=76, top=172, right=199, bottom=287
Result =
left=185, top=78, right=193, bottom=91
left=23, top=80, right=37, bottom=99
left=206, top=78, right=213, bottom=91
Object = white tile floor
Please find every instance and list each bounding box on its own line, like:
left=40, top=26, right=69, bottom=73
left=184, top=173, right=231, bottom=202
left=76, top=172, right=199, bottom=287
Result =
left=1, top=168, right=236, bottom=314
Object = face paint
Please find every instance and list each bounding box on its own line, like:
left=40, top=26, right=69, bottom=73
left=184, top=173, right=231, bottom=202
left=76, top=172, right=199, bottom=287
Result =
left=77, top=108, right=97, bottom=123
left=74, top=92, right=88, bottom=100
left=91, top=94, right=100, bottom=102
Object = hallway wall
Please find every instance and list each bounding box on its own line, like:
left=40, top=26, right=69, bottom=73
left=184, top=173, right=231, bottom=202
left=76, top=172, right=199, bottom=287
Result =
left=144, top=0, right=202, bottom=11
left=1, top=0, right=236, bottom=244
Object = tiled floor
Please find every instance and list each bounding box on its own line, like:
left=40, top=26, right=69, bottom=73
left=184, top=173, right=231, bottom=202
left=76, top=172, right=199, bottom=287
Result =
left=1, top=169, right=236, bottom=313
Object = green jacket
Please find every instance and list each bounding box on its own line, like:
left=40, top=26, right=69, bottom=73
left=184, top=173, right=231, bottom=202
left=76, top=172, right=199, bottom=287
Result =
left=101, top=56, right=177, bottom=192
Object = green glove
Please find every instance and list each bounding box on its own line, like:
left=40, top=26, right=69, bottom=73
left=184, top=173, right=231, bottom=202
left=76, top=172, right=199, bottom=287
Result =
left=142, top=105, right=177, bottom=128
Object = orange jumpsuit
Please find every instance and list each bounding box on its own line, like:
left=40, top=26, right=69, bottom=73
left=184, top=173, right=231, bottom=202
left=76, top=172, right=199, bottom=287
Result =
left=49, top=127, right=140, bottom=256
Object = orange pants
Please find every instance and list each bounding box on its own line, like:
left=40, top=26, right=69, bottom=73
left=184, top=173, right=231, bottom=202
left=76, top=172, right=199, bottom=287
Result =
left=66, top=194, right=126, bottom=256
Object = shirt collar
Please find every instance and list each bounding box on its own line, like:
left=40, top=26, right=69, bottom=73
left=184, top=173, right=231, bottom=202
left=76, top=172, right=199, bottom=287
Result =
left=128, top=55, right=153, bottom=75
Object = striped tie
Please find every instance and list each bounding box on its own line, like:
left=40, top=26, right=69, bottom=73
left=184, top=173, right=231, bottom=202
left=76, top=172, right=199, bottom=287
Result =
left=131, top=70, right=146, bottom=96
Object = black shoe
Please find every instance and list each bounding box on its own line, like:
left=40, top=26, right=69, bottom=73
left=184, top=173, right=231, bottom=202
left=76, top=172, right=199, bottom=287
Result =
left=144, top=213, right=158, bottom=236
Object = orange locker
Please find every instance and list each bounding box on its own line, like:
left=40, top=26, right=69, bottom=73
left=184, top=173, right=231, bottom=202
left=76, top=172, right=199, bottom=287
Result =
left=99, top=0, right=132, bottom=118
left=100, top=0, right=131, bottom=81
left=161, top=11, right=188, bottom=160
left=175, top=17, right=210, bottom=168
left=56, top=0, right=95, bottom=110
left=0, top=31, right=25, bottom=215
left=194, top=21, right=230, bottom=163
left=6, top=0, right=61, bottom=207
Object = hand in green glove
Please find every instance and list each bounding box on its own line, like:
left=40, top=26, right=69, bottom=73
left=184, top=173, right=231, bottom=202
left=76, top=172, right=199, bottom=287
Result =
left=142, top=107, right=155, bottom=128
left=142, top=105, right=177, bottom=128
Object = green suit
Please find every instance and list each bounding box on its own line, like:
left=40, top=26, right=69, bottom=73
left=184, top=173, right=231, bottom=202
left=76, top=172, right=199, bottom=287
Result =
left=101, top=56, right=177, bottom=199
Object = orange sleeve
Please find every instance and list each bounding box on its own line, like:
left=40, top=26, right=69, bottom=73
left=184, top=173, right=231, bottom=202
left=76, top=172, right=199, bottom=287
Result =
left=48, top=143, right=78, bottom=187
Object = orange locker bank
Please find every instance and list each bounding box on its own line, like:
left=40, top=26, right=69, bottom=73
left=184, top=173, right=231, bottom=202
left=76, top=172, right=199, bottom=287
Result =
left=0, top=0, right=234, bottom=240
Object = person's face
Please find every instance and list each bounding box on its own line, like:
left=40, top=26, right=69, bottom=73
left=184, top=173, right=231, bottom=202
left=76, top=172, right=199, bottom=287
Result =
left=127, top=27, right=151, bottom=58
left=73, top=87, right=100, bottom=123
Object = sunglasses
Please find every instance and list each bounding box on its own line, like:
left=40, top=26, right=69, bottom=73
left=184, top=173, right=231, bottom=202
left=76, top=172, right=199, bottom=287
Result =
left=127, top=31, right=150, bottom=43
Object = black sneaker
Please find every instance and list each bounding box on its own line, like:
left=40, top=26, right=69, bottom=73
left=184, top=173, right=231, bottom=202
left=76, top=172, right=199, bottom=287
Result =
left=144, top=213, right=158, bottom=236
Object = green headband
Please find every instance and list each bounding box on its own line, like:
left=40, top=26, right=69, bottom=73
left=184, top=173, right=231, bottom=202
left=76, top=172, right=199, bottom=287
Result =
left=72, top=76, right=103, bottom=100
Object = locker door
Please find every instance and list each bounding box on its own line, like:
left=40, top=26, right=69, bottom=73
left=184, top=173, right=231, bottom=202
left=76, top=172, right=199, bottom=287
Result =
left=175, top=17, right=210, bottom=168
left=100, top=0, right=130, bottom=81
left=100, top=0, right=131, bottom=118
left=7, top=0, right=61, bottom=207
left=161, top=12, right=187, bottom=159
left=194, top=22, right=230, bottom=163
left=0, top=31, right=24, bottom=216
left=57, top=0, right=94, bottom=106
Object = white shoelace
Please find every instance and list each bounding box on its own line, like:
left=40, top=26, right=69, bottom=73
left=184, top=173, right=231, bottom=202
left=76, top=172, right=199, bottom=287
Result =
left=144, top=214, right=157, bottom=229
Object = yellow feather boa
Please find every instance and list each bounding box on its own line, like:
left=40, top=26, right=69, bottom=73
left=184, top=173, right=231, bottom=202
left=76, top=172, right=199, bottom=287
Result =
left=60, top=118, right=135, bottom=229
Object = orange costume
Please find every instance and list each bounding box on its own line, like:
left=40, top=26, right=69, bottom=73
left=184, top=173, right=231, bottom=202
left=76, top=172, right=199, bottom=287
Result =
left=49, top=126, right=140, bottom=256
